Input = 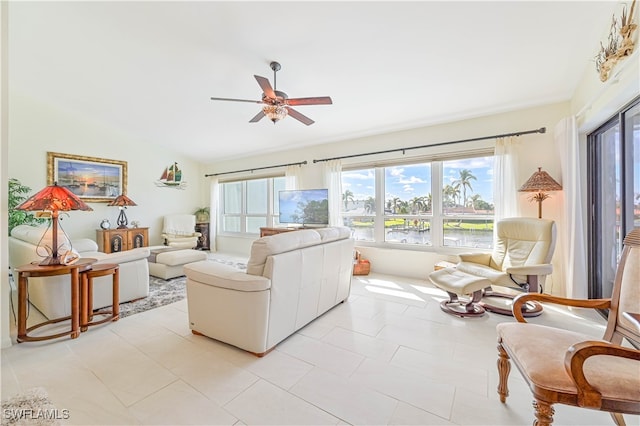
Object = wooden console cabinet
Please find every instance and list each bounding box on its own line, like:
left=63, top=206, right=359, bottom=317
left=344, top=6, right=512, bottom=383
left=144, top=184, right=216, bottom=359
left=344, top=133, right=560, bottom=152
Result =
left=259, top=227, right=298, bottom=237
left=97, top=228, right=149, bottom=253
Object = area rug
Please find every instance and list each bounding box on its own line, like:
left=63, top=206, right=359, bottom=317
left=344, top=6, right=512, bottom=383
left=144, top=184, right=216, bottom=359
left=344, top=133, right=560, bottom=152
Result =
left=1, top=387, right=62, bottom=425
left=117, top=256, right=246, bottom=319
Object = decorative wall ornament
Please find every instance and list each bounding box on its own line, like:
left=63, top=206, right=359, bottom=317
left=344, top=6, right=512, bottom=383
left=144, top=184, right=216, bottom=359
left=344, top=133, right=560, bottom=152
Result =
left=595, top=0, right=637, bottom=82
left=155, top=162, right=187, bottom=189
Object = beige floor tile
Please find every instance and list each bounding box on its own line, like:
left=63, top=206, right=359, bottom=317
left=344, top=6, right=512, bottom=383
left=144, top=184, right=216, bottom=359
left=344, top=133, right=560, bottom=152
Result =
left=129, top=379, right=237, bottom=425
left=171, top=350, right=259, bottom=405
left=350, top=358, right=456, bottom=420
left=389, top=401, right=454, bottom=425
left=233, top=349, right=314, bottom=390
left=290, top=367, right=398, bottom=425
left=225, top=379, right=340, bottom=425
left=276, top=333, right=364, bottom=377
left=321, top=326, right=399, bottom=362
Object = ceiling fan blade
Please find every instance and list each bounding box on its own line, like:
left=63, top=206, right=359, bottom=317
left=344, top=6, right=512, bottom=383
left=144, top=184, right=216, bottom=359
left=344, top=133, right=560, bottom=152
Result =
left=287, top=107, right=315, bottom=126
left=249, top=110, right=265, bottom=123
left=210, top=97, right=263, bottom=104
left=254, top=75, right=276, bottom=99
left=286, top=96, right=333, bottom=106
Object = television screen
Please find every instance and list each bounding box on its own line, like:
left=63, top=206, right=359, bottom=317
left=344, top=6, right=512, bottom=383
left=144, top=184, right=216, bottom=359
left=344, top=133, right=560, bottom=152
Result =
left=279, top=189, right=329, bottom=225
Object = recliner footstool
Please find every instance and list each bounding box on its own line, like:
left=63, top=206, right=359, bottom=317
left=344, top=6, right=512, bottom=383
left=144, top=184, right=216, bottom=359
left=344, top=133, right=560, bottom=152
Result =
left=429, top=267, right=492, bottom=317
left=148, top=247, right=208, bottom=280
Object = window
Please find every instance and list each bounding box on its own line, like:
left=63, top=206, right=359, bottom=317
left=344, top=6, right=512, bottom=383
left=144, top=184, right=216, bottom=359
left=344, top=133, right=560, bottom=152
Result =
left=588, top=97, right=639, bottom=299
left=342, top=154, right=494, bottom=249
left=220, top=176, right=286, bottom=234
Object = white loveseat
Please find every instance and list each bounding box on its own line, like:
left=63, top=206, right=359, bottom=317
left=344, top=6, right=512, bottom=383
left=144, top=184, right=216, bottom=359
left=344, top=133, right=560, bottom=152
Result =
left=9, top=224, right=150, bottom=320
left=184, top=227, right=355, bottom=356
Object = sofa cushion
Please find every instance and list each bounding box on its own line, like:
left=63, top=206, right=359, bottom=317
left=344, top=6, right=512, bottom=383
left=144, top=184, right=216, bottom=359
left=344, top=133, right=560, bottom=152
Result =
left=315, top=226, right=351, bottom=242
left=247, top=229, right=322, bottom=276
left=11, top=224, right=71, bottom=249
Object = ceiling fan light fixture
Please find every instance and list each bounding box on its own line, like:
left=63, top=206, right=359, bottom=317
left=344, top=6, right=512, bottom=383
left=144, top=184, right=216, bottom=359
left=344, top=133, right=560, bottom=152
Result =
left=263, top=105, right=288, bottom=123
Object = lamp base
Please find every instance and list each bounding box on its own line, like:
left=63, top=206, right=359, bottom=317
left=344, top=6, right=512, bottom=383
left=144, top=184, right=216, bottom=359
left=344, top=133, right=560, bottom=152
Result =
left=39, top=256, right=62, bottom=266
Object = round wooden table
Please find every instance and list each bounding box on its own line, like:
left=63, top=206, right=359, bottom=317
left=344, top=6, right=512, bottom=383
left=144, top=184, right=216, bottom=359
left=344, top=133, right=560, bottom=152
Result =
left=15, top=258, right=96, bottom=342
left=80, top=263, right=120, bottom=331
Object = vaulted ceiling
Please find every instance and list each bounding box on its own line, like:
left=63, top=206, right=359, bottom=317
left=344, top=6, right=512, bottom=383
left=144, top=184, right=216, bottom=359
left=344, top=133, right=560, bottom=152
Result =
left=8, top=1, right=617, bottom=162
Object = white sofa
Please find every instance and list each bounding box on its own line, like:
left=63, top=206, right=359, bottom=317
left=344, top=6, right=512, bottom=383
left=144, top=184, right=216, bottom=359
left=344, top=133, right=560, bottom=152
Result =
left=184, top=227, right=354, bottom=356
left=9, top=224, right=150, bottom=320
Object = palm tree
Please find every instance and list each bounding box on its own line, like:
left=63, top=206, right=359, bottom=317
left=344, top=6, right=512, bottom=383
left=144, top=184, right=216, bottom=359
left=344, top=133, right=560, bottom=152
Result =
left=364, top=196, right=376, bottom=214
left=452, top=169, right=477, bottom=213
left=342, top=190, right=354, bottom=210
left=469, top=194, right=482, bottom=212
left=409, top=196, right=426, bottom=214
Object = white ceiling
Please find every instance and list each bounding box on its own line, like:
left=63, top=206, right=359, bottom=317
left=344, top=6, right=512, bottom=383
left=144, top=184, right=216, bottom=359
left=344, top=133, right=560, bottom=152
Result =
left=8, top=1, right=617, bottom=163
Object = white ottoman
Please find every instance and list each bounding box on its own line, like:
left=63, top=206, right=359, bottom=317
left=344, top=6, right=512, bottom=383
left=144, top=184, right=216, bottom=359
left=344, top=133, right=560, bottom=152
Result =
left=148, top=248, right=208, bottom=280
left=429, top=267, right=492, bottom=317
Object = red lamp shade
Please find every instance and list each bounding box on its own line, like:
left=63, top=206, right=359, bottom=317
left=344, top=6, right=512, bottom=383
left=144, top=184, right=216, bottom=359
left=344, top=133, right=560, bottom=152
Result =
left=108, top=194, right=137, bottom=229
left=16, top=182, right=92, bottom=265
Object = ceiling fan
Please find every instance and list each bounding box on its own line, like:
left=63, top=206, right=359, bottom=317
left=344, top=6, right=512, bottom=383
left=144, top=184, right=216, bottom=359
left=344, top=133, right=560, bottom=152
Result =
left=210, top=61, right=332, bottom=126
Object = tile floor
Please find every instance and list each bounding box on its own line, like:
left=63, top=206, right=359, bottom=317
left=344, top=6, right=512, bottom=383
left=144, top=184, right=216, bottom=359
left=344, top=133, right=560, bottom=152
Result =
left=2, top=270, right=637, bottom=426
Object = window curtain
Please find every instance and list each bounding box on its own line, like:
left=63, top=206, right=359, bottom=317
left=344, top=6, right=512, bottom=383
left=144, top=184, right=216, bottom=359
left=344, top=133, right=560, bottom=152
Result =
left=493, top=136, right=521, bottom=222
left=209, top=177, right=219, bottom=252
left=285, top=164, right=301, bottom=190
left=555, top=116, right=587, bottom=299
left=323, top=159, right=343, bottom=226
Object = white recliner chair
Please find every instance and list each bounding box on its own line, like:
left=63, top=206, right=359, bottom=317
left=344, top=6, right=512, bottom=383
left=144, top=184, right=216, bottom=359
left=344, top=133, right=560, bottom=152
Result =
left=161, top=214, right=201, bottom=249
left=429, top=217, right=557, bottom=317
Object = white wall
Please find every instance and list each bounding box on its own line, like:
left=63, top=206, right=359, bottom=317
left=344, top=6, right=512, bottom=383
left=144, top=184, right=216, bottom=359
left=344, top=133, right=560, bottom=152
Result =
left=1, top=0, right=12, bottom=349
left=211, top=102, right=570, bottom=286
left=7, top=92, right=205, bottom=246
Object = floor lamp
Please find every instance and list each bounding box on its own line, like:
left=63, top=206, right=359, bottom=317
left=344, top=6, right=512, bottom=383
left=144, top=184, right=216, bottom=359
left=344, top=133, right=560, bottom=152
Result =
left=518, top=167, right=562, bottom=219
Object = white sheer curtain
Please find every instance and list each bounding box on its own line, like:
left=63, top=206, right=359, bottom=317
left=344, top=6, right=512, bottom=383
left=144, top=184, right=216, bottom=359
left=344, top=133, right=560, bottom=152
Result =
left=323, top=159, right=343, bottom=226
left=555, top=116, right=587, bottom=299
left=493, top=136, right=521, bottom=221
left=285, top=164, right=302, bottom=190
left=209, top=177, right=219, bottom=252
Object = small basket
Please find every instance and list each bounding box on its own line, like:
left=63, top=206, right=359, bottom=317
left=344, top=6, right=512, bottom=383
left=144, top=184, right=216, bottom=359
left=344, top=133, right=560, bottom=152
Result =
left=353, top=251, right=371, bottom=275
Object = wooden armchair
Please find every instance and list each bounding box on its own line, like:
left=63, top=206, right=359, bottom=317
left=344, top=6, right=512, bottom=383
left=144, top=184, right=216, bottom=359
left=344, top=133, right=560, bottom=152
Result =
left=496, top=228, right=640, bottom=426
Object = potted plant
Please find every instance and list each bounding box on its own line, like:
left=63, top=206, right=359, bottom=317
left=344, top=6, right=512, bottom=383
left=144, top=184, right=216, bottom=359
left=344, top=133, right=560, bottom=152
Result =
left=194, top=207, right=210, bottom=223
left=8, top=178, right=45, bottom=235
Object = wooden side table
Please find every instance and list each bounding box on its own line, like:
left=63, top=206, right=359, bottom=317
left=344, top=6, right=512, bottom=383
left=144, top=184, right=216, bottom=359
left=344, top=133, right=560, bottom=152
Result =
left=15, top=258, right=96, bottom=343
left=80, top=263, right=120, bottom=331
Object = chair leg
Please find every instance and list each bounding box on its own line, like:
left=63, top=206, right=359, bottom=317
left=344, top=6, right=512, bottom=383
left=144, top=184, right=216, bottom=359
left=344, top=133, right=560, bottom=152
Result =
left=533, top=399, right=554, bottom=426
left=497, top=342, right=510, bottom=403
left=610, top=412, right=626, bottom=426
left=482, top=289, right=543, bottom=317
left=440, top=290, right=485, bottom=317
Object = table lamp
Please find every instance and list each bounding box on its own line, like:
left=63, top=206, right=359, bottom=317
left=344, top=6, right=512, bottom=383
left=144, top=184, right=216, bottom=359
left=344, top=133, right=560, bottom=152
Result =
left=15, top=182, right=93, bottom=265
left=108, top=194, right=137, bottom=229
left=518, top=167, right=562, bottom=218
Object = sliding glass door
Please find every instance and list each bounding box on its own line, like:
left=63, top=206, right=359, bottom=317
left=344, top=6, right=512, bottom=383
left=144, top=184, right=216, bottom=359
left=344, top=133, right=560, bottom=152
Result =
left=588, top=97, right=639, bottom=299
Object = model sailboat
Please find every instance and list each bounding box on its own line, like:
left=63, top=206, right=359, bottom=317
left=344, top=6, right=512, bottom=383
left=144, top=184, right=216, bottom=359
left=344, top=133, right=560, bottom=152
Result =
left=155, top=162, right=187, bottom=189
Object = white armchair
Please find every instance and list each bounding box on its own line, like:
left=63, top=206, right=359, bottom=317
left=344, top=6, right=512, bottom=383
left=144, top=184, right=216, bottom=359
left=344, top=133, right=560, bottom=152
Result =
left=161, top=214, right=201, bottom=249
left=429, top=217, right=557, bottom=317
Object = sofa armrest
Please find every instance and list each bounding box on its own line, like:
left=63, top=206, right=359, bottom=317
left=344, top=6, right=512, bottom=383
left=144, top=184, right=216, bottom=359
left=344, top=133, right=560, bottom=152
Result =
left=184, top=261, right=271, bottom=292
left=85, top=247, right=151, bottom=264
left=71, top=238, right=99, bottom=253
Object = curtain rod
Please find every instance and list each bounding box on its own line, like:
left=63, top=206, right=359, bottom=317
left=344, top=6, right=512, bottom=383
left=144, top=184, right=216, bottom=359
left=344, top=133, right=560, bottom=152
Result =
left=312, top=127, right=546, bottom=163
left=205, top=160, right=307, bottom=177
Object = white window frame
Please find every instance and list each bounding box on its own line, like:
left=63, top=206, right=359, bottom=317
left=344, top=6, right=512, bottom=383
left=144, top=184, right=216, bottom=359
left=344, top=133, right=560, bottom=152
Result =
left=342, top=151, right=495, bottom=253
left=219, top=176, right=285, bottom=236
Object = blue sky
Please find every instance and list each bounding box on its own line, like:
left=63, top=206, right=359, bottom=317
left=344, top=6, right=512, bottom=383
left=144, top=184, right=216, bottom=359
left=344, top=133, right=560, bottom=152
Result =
left=342, top=156, right=494, bottom=204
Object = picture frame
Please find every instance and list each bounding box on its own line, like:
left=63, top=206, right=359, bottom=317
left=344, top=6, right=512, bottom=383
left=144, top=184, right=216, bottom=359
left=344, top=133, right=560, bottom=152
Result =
left=47, top=152, right=127, bottom=203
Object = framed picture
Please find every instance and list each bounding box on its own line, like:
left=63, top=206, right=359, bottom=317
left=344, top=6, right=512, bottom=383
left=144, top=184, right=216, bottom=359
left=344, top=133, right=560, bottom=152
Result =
left=47, top=152, right=127, bottom=203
